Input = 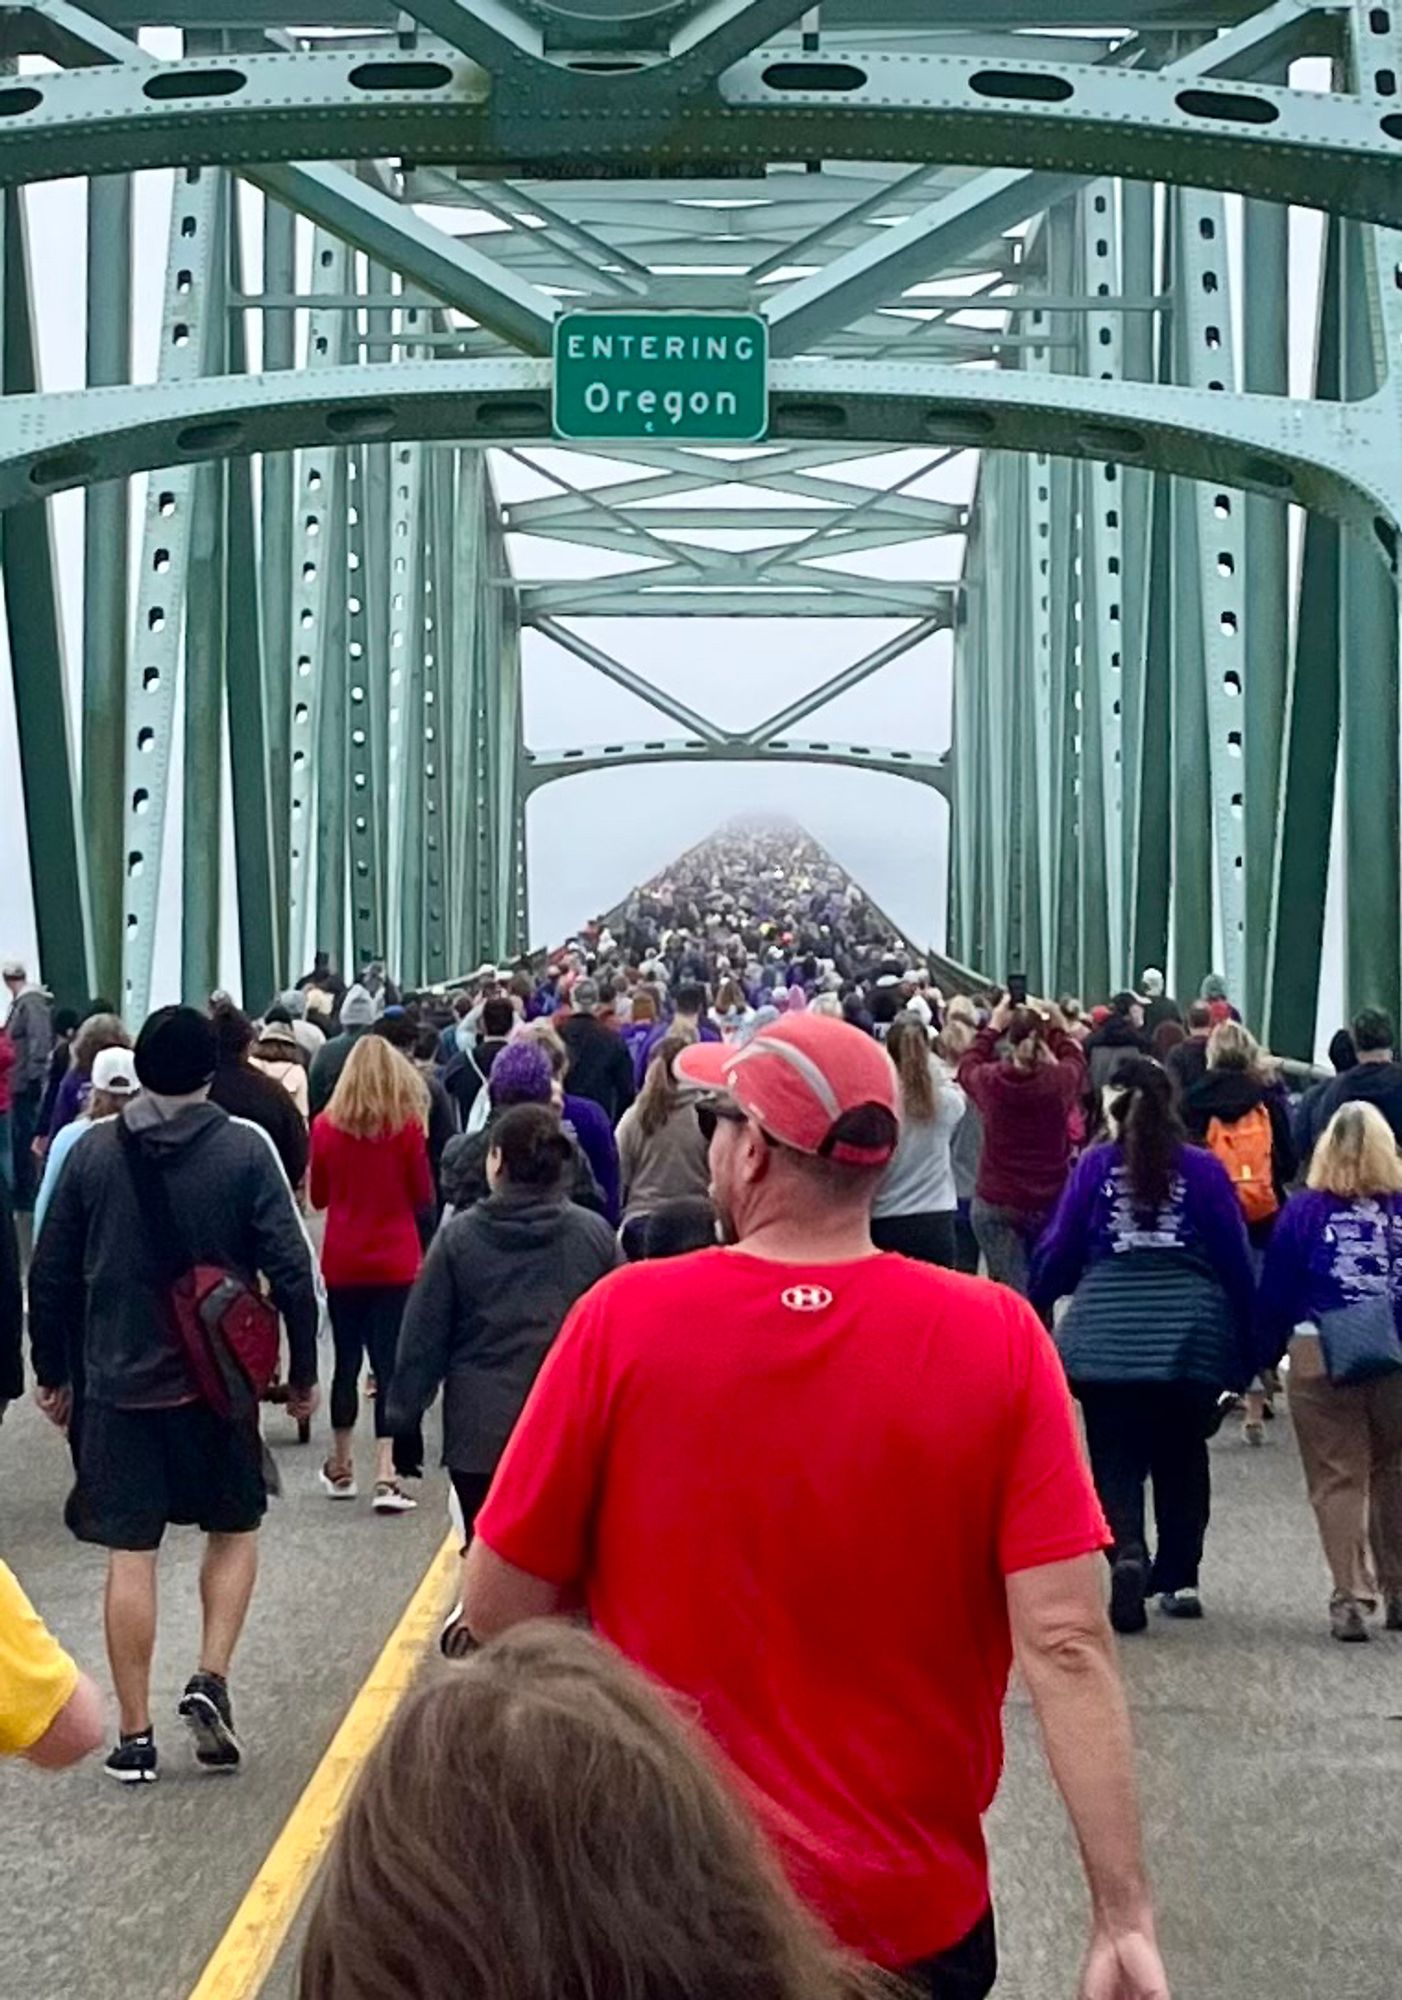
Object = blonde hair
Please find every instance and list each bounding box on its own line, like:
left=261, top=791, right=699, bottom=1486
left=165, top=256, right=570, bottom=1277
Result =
left=325, top=1033, right=428, bottom=1140
left=945, top=994, right=978, bottom=1029
left=939, top=1017, right=975, bottom=1061
left=520, top=1019, right=569, bottom=1080
left=1206, top=1019, right=1272, bottom=1081
left=809, top=992, right=843, bottom=1019
left=1307, top=1101, right=1402, bottom=1198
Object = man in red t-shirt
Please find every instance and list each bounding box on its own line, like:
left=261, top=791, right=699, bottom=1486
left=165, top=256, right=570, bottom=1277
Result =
left=464, top=1013, right=1169, bottom=2000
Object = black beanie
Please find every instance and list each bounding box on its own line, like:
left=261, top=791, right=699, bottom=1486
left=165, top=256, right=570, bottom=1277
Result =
left=134, top=1005, right=218, bottom=1096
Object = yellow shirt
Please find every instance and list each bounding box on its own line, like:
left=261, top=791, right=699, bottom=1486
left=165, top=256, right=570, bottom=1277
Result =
left=0, top=1560, right=79, bottom=1757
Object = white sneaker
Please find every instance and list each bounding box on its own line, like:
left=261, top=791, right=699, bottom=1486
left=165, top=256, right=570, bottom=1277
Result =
left=319, top=1463, right=358, bottom=1500
left=372, top=1481, right=417, bottom=1515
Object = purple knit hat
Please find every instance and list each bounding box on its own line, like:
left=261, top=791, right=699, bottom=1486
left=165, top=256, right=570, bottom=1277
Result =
left=489, top=1039, right=553, bottom=1107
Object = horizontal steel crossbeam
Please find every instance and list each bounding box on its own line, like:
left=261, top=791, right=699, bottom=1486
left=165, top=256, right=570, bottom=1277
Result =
left=4, top=357, right=1394, bottom=551
left=521, top=736, right=950, bottom=794
left=0, top=43, right=1393, bottom=234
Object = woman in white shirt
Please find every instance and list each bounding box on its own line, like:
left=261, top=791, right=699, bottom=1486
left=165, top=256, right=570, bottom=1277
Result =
left=871, top=1013, right=967, bottom=1267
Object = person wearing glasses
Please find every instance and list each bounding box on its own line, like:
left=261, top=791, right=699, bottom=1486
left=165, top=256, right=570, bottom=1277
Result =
left=457, top=1012, right=1169, bottom=2000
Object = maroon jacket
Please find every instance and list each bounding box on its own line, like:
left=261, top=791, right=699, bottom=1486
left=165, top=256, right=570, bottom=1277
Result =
left=957, top=1026, right=1086, bottom=1214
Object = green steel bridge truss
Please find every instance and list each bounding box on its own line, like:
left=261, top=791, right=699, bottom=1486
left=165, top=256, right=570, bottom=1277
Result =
left=2, top=0, right=1399, bottom=1052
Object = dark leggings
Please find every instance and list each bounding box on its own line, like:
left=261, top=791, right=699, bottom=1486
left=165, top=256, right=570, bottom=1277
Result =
left=327, top=1283, right=411, bottom=1440
left=901, top=1908, right=997, bottom=1999
left=871, top=1210, right=957, bottom=1268
left=450, top=1469, right=494, bottom=1551
left=1077, top=1381, right=1218, bottom=1594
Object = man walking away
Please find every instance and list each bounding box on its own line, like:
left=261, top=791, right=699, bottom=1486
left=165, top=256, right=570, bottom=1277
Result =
left=559, top=980, right=636, bottom=1125
left=3, top=958, right=52, bottom=1209
left=1165, top=1001, right=1212, bottom=1098
left=1140, top=970, right=1181, bottom=1035
left=27, top=1005, right=321, bottom=1784
left=1296, top=1007, right=1402, bottom=1170
left=461, top=1013, right=1169, bottom=2000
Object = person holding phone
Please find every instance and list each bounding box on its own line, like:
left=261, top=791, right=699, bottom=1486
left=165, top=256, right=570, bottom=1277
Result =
left=957, top=997, right=1087, bottom=1295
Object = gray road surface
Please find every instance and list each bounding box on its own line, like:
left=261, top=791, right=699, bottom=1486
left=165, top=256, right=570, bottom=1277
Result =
left=2, top=1391, right=1399, bottom=2000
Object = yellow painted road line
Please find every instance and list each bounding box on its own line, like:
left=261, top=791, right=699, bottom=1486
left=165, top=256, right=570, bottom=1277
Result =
left=187, top=1529, right=459, bottom=2000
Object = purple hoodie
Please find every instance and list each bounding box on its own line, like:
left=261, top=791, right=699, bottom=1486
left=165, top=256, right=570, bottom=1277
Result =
left=1030, top=1140, right=1256, bottom=1338
left=1257, top=1189, right=1402, bottom=1369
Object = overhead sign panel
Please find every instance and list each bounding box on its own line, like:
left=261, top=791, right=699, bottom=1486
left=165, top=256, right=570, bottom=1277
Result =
left=553, top=311, right=769, bottom=443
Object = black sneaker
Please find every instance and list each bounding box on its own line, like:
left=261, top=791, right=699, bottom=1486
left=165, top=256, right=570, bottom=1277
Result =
left=179, top=1672, right=242, bottom=1772
left=1109, top=1557, right=1149, bottom=1635
left=104, top=1730, right=158, bottom=1785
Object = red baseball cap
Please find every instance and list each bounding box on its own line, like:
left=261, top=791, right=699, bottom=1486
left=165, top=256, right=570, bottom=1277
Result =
left=676, top=1014, right=899, bottom=1167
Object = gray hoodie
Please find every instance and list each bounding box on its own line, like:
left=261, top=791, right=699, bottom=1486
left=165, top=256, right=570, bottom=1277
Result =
left=5, top=983, right=52, bottom=1093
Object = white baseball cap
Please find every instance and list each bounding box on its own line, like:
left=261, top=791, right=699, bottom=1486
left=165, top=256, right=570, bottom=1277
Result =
left=91, top=1047, right=139, bottom=1095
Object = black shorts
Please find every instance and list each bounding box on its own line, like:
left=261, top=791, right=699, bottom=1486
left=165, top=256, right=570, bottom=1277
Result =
left=67, top=1401, right=267, bottom=1551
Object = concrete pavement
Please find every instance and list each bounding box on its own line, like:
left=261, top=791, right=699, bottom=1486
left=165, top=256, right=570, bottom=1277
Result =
left=3, top=1389, right=1400, bottom=2000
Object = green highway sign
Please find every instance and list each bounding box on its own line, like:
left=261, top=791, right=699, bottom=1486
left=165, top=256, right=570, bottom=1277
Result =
left=553, top=311, right=769, bottom=443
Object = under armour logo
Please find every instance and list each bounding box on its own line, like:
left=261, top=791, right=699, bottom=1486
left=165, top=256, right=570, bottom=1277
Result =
left=781, top=1285, right=833, bottom=1313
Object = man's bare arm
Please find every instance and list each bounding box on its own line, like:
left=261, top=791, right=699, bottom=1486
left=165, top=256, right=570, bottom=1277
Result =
left=462, top=1541, right=566, bottom=1642
left=1007, top=1554, right=1170, bottom=2000
left=24, top=1670, right=106, bottom=1770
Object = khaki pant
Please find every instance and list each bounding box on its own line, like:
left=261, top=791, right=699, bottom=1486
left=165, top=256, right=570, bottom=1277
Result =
left=1287, top=1335, right=1402, bottom=1602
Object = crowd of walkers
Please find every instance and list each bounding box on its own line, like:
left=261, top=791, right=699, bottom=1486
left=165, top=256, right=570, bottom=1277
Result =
left=5, top=820, right=1402, bottom=2000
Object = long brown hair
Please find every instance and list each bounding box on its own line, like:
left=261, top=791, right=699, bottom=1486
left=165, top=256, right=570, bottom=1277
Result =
left=300, top=1623, right=890, bottom=2000
left=633, top=1028, right=698, bottom=1139
left=325, top=1032, right=428, bottom=1140
left=886, top=1014, right=936, bottom=1124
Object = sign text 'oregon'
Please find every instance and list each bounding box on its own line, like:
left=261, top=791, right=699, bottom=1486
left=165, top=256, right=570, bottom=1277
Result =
left=552, top=311, right=769, bottom=443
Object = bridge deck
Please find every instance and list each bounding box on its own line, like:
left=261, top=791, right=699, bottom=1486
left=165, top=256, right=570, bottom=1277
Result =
left=2, top=1372, right=1397, bottom=2000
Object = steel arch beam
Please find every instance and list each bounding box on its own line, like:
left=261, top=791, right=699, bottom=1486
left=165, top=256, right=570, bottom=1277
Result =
left=521, top=737, right=951, bottom=795
left=3, top=358, right=1395, bottom=549
left=0, top=46, right=1395, bottom=230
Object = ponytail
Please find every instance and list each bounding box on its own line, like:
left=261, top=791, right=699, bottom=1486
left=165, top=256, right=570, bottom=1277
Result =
left=1109, top=1057, right=1183, bottom=1213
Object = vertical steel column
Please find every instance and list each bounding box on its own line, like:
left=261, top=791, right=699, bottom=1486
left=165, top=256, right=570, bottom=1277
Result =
left=388, top=435, right=427, bottom=981
left=421, top=451, right=453, bottom=984
left=1241, top=188, right=1290, bottom=1030
left=980, top=455, right=1012, bottom=978
left=1339, top=216, right=1400, bottom=1021
left=287, top=235, right=351, bottom=977
left=1117, top=178, right=1156, bottom=943
left=1080, top=182, right=1125, bottom=985
left=449, top=448, right=484, bottom=973
left=347, top=448, right=385, bottom=973
left=1173, top=189, right=1248, bottom=1003
left=223, top=186, right=277, bottom=1012
left=260, top=197, right=296, bottom=971
left=1129, top=475, right=1174, bottom=984
left=1262, top=215, right=1342, bottom=1057
left=83, top=175, right=132, bottom=1004
left=181, top=455, right=227, bottom=1004
left=1348, top=2, right=1402, bottom=1024
left=121, top=166, right=225, bottom=1022
left=1, top=190, right=94, bottom=1009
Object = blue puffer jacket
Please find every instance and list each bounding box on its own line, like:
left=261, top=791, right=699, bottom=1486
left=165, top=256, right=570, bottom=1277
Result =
left=1030, top=1141, right=1257, bottom=1389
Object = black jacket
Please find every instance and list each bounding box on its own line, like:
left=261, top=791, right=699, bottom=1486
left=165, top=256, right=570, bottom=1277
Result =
left=1182, top=1068, right=1297, bottom=1230
left=1298, top=1059, right=1402, bottom=1167
left=1084, top=1016, right=1149, bottom=1091
left=28, top=1098, right=322, bottom=1405
left=387, top=1191, right=619, bottom=1473
left=440, top=1122, right=605, bottom=1218
left=1166, top=1035, right=1210, bottom=1097
left=209, top=1057, right=309, bottom=1188
left=559, top=1015, right=636, bottom=1124
left=0, top=1175, right=21, bottom=1404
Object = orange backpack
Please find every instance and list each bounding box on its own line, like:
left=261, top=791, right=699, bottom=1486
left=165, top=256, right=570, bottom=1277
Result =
left=1205, top=1106, right=1279, bottom=1225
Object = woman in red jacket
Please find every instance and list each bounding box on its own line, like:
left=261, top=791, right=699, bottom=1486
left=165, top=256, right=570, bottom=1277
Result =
left=310, top=1035, right=433, bottom=1513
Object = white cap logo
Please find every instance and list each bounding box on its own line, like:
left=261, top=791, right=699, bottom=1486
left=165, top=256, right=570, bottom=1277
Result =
left=781, top=1285, right=833, bottom=1313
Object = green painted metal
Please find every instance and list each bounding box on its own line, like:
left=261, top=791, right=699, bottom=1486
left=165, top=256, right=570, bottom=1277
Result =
left=82, top=174, right=132, bottom=1006
left=1, top=188, right=94, bottom=1012
left=6, top=0, right=1402, bottom=1045
left=553, top=311, right=768, bottom=442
